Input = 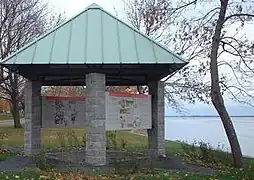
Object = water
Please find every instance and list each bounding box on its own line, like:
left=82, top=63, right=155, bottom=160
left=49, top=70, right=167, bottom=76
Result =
left=165, top=116, right=254, bottom=157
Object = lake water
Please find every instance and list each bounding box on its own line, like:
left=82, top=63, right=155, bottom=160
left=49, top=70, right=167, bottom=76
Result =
left=165, top=116, right=254, bottom=157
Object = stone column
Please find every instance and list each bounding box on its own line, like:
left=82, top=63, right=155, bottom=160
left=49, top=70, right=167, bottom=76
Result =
left=24, top=80, right=42, bottom=156
left=85, top=73, right=106, bottom=166
left=147, top=81, right=165, bottom=156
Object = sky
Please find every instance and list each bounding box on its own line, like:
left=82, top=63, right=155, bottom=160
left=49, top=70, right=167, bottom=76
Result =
left=48, top=0, right=122, bottom=18
left=47, top=0, right=254, bottom=116
left=165, top=100, right=254, bottom=116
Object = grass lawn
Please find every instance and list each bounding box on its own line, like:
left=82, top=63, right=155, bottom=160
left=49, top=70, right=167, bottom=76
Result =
left=0, top=127, right=254, bottom=179
left=0, top=114, right=13, bottom=121
left=0, top=127, right=182, bottom=153
left=0, top=171, right=41, bottom=179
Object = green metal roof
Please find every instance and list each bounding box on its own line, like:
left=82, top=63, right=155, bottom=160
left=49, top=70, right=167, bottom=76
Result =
left=2, top=3, right=187, bottom=65
left=1, top=3, right=188, bottom=86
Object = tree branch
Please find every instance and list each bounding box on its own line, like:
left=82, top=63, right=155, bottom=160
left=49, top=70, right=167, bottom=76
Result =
left=224, top=13, right=254, bottom=24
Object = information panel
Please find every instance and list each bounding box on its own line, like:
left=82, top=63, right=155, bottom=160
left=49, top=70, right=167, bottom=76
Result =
left=42, top=96, right=86, bottom=128
left=42, top=93, right=152, bottom=130
left=105, top=92, right=152, bottom=130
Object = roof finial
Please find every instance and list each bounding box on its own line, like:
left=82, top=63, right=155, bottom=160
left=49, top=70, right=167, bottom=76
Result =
left=87, top=3, right=101, bottom=9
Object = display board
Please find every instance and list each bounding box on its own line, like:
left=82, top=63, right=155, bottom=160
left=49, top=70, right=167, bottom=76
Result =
left=105, top=92, right=152, bottom=130
left=42, top=96, right=86, bottom=128
left=42, top=93, right=152, bottom=130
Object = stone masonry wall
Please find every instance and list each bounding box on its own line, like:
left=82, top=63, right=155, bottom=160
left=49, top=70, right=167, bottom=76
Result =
left=85, top=73, right=106, bottom=166
left=147, top=81, right=165, bottom=156
left=24, top=80, right=42, bottom=156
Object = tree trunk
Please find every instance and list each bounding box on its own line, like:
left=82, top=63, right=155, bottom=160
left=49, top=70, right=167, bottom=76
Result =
left=10, top=98, right=22, bottom=129
left=210, top=0, right=243, bottom=168
left=137, top=85, right=143, bottom=94
left=10, top=72, right=22, bottom=128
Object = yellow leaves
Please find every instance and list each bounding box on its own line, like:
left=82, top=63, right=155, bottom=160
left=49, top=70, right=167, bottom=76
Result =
left=39, top=175, right=50, bottom=179
left=0, top=149, right=10, bottom=155
left=14, top=175, right=20, bottom=179
left=49, top=172, right=98, bottom=180
left=106, top=86, right=138, bottom=94
left=0, top=100, right=10, bottom=111
left=0, top=131, right=8, bottom=140
left=42, top=86, right=86, bottom=97
left=163, top=172, right=169, bottom=176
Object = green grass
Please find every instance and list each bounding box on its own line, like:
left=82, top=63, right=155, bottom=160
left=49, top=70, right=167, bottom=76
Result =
left=0, top=127, right=182, bottom=153
left=0, top=114, right=13, bottom=121
left=0, top=127, right=254, bottom=179
left=0, top=171, right=41, bottom=179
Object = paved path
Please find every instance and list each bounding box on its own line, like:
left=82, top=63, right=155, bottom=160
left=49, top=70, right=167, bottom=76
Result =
left=0, top=119, right=25, bottom=127
left=0, top=155, right=34, bottom=171
left=0, top=148, right=216, bottom=173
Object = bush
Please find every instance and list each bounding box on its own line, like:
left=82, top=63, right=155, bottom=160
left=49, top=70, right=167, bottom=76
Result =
left=120, top=138, right=127, bottom=149
left=66, top=130, right=80, bottom=147
left=106, top=131, right=117, bottom=149
left=56, top=132, right=66, bottom=148
left=55, top=130, right=85, bottom=149
left=31, top=150, right=56, bottom=171
left=82, top=135, right=86, bottom=147
left=112, top=152, right=140, bottom=176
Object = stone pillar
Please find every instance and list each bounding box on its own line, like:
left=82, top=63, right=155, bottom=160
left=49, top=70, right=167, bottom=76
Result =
left=24, top=80, right=42, bottom=156
left=85, top=73, right=106, bottom=166
left=147, top=81, right=165, bottom=156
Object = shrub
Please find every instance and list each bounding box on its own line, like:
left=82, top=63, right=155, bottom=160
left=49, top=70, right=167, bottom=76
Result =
left=106, top=131, right=117, bottom=149
left=32, top=150, right=56, bottom=171
left=56, top=132, right=66, bottom=148
left=120, top=138, right=127, bottom=149
left=55, top=130, right=85, bottom=149
left=112, top=152, right=140, bottom=176
left=66, top=130, right=80, bottom=147
left=82, top=135, right=86, bottom=147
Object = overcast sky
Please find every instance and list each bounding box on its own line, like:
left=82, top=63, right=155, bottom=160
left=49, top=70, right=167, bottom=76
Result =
left=47, top=0, right=254, bottom=116
left=48, top=0, right=121, bottom=18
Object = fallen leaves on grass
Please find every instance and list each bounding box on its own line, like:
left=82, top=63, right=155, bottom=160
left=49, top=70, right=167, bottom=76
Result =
left=1, top=169, right=254, bottom=180
left=0, top=149, right=13, bottom=161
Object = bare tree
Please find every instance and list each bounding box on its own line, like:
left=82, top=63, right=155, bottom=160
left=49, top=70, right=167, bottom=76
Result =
left=123, top=0, right=211, bottom=111
left=0, top=0, right=64, bottom=128
left=123, top=0, right=254, bottom=167
left=170, top=0, right=254, bottom=167
left=209, top=0, right=254, bottom=167
left=173, top=0, right=254, bottom=167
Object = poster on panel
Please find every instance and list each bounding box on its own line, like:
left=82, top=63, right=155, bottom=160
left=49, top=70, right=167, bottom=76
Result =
left=105, top=92, right=152, bottom=130
left=42, top=93, right=152, bottom=130
left=42, top=96, right=85, bottom=128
